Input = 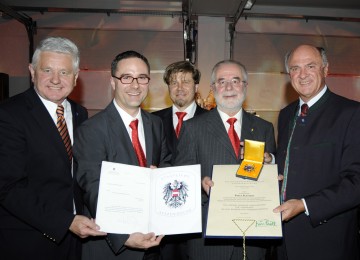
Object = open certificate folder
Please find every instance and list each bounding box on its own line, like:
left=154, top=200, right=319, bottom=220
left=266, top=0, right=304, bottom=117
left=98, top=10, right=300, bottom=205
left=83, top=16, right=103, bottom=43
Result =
left=95, top=162, right=202, bottom=235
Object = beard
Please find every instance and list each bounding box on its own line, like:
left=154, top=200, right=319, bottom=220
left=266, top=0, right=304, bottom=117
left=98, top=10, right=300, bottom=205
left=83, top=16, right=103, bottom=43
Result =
left=174, top=98, right=188, bottom=108
left=214, top=91, right=246, bottom=115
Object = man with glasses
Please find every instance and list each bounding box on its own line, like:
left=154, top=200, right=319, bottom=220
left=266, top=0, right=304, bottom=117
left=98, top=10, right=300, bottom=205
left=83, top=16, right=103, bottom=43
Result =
left=174, top=60, right=276, bottom=260
left=73, top=50, right=171, bottom=260
left=153, top=61, right=207, bottom=259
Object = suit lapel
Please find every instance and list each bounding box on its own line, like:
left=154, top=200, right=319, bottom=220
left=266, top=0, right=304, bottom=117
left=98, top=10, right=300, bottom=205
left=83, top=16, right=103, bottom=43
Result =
left=142, top=110, right=153, bottom=167
left=25, top=89, right=71, bottom=167
left=241, top=110, right=255, bottom=141
left=163, top=108, right=177, bottom=151
left=206, top=109, right=237, bottom=159
left=106, top=103, right=140, bottom=166
left=69, top=100, right=81, bottom=129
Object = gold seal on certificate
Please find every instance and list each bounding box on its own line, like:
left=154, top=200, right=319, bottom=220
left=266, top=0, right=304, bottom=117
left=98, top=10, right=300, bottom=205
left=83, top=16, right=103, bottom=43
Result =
left=236, top=139, right=265, bottom=180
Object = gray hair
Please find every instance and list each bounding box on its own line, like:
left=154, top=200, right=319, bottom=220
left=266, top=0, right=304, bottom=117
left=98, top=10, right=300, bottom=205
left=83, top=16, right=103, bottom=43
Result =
left=31, top=37, right=80, bottom=73
left=284, top=46, right=328, bottom=73
left=210, top=60, right=248, bottom=84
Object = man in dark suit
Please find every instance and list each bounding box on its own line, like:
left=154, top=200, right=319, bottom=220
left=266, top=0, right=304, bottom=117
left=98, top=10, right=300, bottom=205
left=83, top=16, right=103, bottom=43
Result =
left=153, top=61, right=207, bottom=164
left=273, top=44, right=360, bottom=259
left=73, top=50, right=171, bottom=260
left=174, top=60, right=276, bottom=260
left=153, top=61, right=207, bottom=259
left=0, top=37, right=105, bottom=260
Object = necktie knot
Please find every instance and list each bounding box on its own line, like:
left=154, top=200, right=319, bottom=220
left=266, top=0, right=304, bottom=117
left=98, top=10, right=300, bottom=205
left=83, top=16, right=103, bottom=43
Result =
left=300, top=103, right=309, bottom=117
left=176, top=112, right=187, bottom=121
left=227, top=118, right=240, bottom=158
left=56, top=104, right=65, bottom=117
left=129, top=119, right=147, bottom=167
left=227, top=117, right=237, bottom=126
left=175, top=112, right=187, bottom=138
left=129, top=119, right=139, bottom=130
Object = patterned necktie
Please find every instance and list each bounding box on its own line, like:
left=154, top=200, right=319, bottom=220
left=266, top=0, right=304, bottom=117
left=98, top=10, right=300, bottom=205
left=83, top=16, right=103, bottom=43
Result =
left=300, top=103, right=309, bottom=117
left=175, top=112, right=187, bottom=138
left=129, top=119, right=147, bottom=167
left=227, top=118, right=240, bottom=158
left=56, top=105, right=72, bottom=162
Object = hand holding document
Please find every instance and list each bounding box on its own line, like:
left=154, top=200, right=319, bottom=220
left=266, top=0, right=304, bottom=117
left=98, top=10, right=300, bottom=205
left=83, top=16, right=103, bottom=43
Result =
left=206, top=164, right=282, bottom=238
left=95, top=162, right=202, bottom=235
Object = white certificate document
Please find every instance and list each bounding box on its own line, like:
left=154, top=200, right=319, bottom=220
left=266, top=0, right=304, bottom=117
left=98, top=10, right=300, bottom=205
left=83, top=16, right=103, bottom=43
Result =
left=206, top=164, right=282, bottom=238
left=95, top=161, right=202, bottom=235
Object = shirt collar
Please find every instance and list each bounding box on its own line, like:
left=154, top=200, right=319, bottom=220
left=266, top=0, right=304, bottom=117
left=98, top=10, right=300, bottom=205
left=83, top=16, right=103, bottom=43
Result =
left=172, top=101, right=197, bottom=120
left=113, top=99, right=142, bottom=127
left=217, top=107, right=243, bottom=125
left=36, top=92, right=70, bottom=120
left=299, top=85, right=327, bottom=108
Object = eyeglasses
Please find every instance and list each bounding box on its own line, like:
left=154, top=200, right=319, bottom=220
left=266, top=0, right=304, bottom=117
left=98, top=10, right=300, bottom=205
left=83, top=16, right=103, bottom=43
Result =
left=112, top=75, right=150, bottom=85
left=214, top=78, right=247, bottom=88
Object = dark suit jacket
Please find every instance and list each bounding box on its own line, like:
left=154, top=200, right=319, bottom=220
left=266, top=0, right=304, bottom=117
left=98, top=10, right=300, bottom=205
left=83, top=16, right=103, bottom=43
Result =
left=152, top=105, right=207, bottom=164
left=174, top=108, right=276, bottom=260
left=73, top=101, right=171, bottom=260
left=276, top=90, right=360, bottom=260
left=0, top=88, right=88, bottom=260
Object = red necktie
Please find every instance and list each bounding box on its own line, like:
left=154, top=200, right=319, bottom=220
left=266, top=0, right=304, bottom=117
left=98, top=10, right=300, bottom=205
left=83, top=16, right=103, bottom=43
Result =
left=300, top=103, right=309, bottom=117
left=227, top=118, right=240, bottom=158
left=175, top=112, right=187, bottom=138
left=56, top=105, right=72, bottom=162
left=129, top=119, right=147, bottom=167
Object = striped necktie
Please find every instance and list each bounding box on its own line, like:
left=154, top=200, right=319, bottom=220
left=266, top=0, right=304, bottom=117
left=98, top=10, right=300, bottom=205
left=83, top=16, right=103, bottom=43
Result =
left=56, top=105, right=72, bottom=162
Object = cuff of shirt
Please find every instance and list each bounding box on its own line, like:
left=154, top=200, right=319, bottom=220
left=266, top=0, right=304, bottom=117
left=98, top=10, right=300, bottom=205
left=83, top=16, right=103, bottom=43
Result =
left=301, top=198, right=309, bottom=216
left=269, top=153, right=275, bottom=164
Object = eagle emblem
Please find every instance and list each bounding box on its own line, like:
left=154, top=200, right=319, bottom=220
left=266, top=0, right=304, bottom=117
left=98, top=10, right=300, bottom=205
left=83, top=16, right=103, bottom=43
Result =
left=163, top=180, right=188, bottom=208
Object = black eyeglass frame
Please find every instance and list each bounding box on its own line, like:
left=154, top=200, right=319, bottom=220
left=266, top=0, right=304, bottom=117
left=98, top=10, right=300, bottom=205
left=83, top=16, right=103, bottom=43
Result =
left=112, top=75, right=150, bottom=85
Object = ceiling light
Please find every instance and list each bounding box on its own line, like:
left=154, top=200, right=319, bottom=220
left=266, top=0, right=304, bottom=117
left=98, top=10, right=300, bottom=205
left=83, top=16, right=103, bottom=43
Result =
left=245, top=0, right=256, bottom=10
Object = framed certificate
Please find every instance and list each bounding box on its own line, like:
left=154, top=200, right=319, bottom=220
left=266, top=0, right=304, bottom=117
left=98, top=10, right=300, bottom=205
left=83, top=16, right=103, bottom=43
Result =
left=206, top=164, right=282, bottom=238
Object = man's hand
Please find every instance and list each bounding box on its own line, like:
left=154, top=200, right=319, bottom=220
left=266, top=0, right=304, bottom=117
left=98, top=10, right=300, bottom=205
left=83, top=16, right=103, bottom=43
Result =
left=264, top=152, right=273, bottom=164
left=273, top=199, right=305, bottom=222
left=69, top=215, right=107, bottom=238
left=202, top=176, right=214, bottom=196
left=125, top=232, right=164, bottom=249
left=240, top=141, right=244, bottom=159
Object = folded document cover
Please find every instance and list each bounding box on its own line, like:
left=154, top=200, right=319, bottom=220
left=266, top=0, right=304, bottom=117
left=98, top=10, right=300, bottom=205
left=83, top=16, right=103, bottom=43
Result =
left=96, top=162, right=202, bottom=235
